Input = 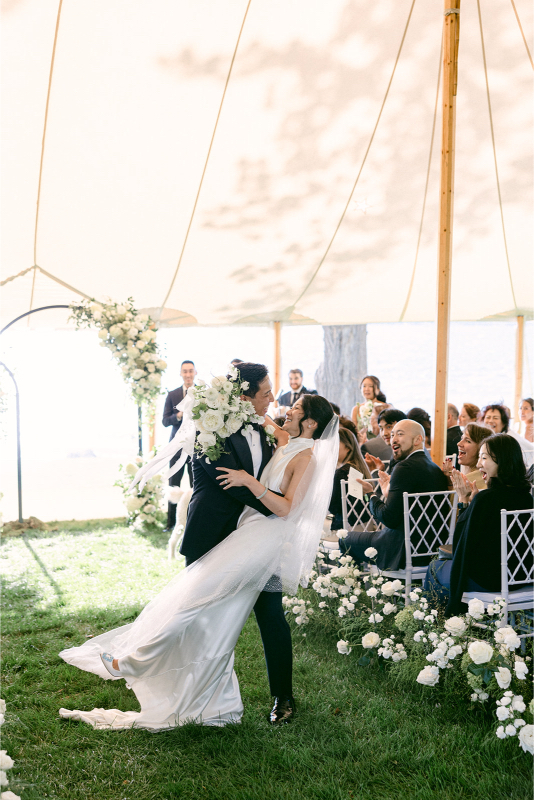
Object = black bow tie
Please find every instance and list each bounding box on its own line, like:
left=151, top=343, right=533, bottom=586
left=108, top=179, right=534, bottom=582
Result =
left=250, top=422, right=262, bottom=433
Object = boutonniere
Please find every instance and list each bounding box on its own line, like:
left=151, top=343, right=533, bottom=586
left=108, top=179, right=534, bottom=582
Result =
left=263, top=424, right=277, bottom=447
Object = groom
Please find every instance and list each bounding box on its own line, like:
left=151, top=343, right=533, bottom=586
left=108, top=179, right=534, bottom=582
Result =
left=180, top=362, right=296, bottom=724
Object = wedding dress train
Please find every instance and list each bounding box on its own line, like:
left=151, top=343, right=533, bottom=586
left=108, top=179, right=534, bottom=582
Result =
left=59, top=438, right=317, bottom=730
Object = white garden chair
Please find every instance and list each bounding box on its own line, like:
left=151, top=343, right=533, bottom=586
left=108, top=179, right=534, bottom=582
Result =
left=340, top=479, right=382, bottom=533
left=462, top=508, right=534, bottom=637
left=381, top=490, right=458, bottom=603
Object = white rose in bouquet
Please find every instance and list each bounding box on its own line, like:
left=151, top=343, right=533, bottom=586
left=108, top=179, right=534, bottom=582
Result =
left=98, top=329, right=108, bottom=340
left=205, top=388, right=220, bottom=407
left=362, top=632, right=380, bottom=649
left=197, top=432, right=217, bottom=448
left=519, top=725, right=534, bottom=754
left=444, top=617, right=467, bottom=636
left=125, top=496, right=144, bottom=513
left=144, top=504, right=156, bottom=514
left=137, top=313, right=149, bottom=323
left=514, top=660, right=529, bottom=679
left=125, top=463, right=137, bottom=476
left=468, top=641, right=494, bottom=665
left=139, top=330, right=152, bottom=341
left=416, top=666, right=440, bottom=687
left=132, top=369, right=145, bottom=380
left=467, top=598, right=485, bottom=619
left=148, top=373, right=161, bottom=385
left=156, top=360, right=167, bottom=370
left=495, top=667, right=512, bottom=689
left=337, top=640, right=352, bottom=655
left=109, top=324, right=122, bottom=337
left=116, top=305, right=127, bottom=316
left=226, top=415, right=243, bottom=435
left=211, top=376, right=227, bottom=388
left=222, top=380, right=234, bottom=394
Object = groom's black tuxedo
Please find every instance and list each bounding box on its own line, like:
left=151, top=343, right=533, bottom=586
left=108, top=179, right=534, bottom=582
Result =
left=180, top=426, right=293, bottom=700
left=180, top=426, right=274, bottom=562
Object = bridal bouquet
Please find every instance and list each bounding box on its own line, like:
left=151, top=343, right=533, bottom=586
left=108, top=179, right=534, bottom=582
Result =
left=189, top=365, right=265, bottom=462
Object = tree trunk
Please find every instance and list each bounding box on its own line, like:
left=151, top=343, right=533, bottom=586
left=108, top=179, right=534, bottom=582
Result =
left=315, top=325, right=367, bottom=416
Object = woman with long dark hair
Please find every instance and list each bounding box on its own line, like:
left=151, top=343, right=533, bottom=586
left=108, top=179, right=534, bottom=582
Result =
left=351, top=375, right=387, bottom=442
left=424, top=434, right=533, bottom=614
left=329, top=426, right=371, bottom=532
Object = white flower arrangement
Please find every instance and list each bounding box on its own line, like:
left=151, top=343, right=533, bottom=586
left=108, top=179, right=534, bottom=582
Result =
left=357, top=400, right=375, bottom=433
left=189, top=366, right=264, bottom=462
left=0, top=701, right=18, bottom=799
left=69, top=298, right=166, bottom=408
left=115, top=457, right=165, bottom=529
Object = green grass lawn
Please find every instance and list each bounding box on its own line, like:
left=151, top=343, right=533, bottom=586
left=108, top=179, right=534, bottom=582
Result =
left=1, top=524, right=532, bottom=800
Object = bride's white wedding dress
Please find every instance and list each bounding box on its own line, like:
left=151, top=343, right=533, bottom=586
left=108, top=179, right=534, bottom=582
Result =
left=59, top=437, right=322, bottom=731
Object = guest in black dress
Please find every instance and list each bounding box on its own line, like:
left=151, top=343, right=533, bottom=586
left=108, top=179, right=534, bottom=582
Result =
left=424, top=434, right=533, bottom=615
left=329, top=426, right=372, bottom=532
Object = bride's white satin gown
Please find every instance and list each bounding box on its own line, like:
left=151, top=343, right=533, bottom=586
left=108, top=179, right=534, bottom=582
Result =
left=59, top=438, right=313, bottom=730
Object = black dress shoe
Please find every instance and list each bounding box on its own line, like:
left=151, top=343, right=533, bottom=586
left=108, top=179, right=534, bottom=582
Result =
left=269, top=696, right=296, bottom=725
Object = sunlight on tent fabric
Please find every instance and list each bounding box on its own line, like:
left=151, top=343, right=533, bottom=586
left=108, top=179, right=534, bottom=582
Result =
left=1, top=0, right=532, bottom=330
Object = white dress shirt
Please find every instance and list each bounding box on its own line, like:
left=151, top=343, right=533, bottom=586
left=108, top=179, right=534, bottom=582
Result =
left=243, top=426, right=262, bottom=478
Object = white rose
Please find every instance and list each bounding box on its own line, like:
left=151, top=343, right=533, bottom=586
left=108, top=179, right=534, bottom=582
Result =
left=413, top=610, right=425, bottom=620
left=362, top=632, right=380, bottom=649
left=148, top=373, right=161, bottom=385
left=131, top=369, right=145, bottom=380
left=502, top=630, right=521, bottom=651
left=116, top=305, right=127, bottom=315
left=496, top=725, right=506, bottom=739
left=382, top=603, right=396, bottom=616
left=125, top=463, right=137, bottom=476
left=1, top=792, right=22, bottom=800
left=221, top=380, right=233, bottom=393
left=494, top=626, right=516, bottom=644
left=139, top=330, right=152, bottom=342
left=364, top=547, right=377, bottom=558
left=416, top=666, right=440, bottom=687
left=0, top=771, right=8, bottom=786
left=226, top=416, right=243, bottom=434
left=447, top=645, right=463, bottom=659
left=0, top=753, right=13, bottom=770
left=468, top=641, right=494, bottom=665
left=505, top=724, right=517, bottom=736
left=391, top=580, right=403, bottom=591
left=240, top=380, right=249, bottom=390
left=337, top=640, right=352, bottom=655
left=264, top=425, right=275, bottom=436
left=338, top=607, right=347, bottom=617
left=318, top=601, right=326, bottom=609
left=391, top=652, right=402, bottom=662
left=444, top=617, right=467, bottom=636
left=369, top=613, right=383, bottom=623
left=366, top=587, right=378, bottom=598
left=467, top=598, right=485, bottom=619
left=211, top=376, right=226, bottom=388
left=519, top=725, right=534, bottom=755
left=380, top=581, right=396, bottom=597
left=97, top=329, right=108, bottom=340
left=127, top=327, right=138, bottom=339
left=496, top=705, right=510, bottom=721
left=125, top=496, right=144, bottom=513
left=156, top=360, right=167, bottom=370
left=137, top=313, right=149, bottom=323
left=514, top=660, right=529, bottom=680
left=413, top=631, right=424, bottom=642
left=495, top=667, right=512, bottom=689
left=511, top=696, right=526, bottom=713
left=144, top=504, right=155, bottom=513
left=409, top=591, right=419, bottom=602
left=515, top=719, right=526, bottom=728
left=197, top=432, right=217, bottom=448
left=0, top=702, right=6, bottom=717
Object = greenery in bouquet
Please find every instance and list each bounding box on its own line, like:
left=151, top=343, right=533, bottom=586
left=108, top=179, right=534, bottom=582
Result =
left=115, top=458, right=165, bottom=529
left=189, top=364, right=266, bottom=463
left=69, top=298, right=166, bottom=409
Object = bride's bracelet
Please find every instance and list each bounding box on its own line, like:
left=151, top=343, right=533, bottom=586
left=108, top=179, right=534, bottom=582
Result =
left=255, top=486, right=268, bottom=500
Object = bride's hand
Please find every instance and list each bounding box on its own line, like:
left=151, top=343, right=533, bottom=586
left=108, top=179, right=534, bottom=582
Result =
left=216, top=467, right=252, bottom=489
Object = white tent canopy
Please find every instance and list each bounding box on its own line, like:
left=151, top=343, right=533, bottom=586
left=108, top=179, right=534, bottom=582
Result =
left=1, top=0, right=532, bottom=329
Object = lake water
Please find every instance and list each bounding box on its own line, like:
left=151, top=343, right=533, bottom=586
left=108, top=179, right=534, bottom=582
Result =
left=1, top=320, right=532, bottom=521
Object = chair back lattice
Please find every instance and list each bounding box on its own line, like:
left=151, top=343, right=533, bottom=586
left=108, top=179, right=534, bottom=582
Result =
left=502, top=508, right=534, bottom=588
left=403, top=490, right=458, bottom=566
left=341, top=480, right=382, bottom=533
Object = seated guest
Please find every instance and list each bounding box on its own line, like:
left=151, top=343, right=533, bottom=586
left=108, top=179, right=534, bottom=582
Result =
left=364, top=408, right=407, bottom=474
left=424, top=435, right=533, bottom=615
left=361, top=403, right=395, bottom=462
left=444, top=422, right=493, bottom=495
left=458, top=403, right=480, bottom=428
left=329, top=427, right=372, bottom=532
left=446, top=404, right=462, bottom=457
left=483, top=403, right=534, bottom=470
left=277, top=369, right=317, bottom=408
left=406, top=407, right=432, bottom=449
left=329, top=402, right=341, bottom=415
left=520, top=398, right=533, bottom=443
left=339, top=420, right=448, bottom=570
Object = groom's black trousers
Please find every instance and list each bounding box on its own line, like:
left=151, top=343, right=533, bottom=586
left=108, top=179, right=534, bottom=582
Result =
left=185, top=557, right=292, bottom=698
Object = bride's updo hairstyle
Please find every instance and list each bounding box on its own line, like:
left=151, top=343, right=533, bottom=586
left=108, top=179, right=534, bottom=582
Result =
left=299, top=395, right=335, bottom=439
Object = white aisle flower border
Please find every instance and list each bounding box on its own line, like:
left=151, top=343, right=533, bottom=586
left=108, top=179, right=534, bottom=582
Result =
left=189, top=365, right=265, bottom=463
left=0, top=698, right=21, bottom=800
left=115, top=457, right=165, bottom=529
left=69, top=298, right=166, bottom=408
left=283, top=546, right=533, bottom=756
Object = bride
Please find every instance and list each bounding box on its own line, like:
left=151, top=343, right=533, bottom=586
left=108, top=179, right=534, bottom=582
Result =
left=59, top=393, right=338, bottom=730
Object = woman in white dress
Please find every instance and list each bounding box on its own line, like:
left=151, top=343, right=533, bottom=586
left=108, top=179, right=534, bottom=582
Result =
left=59, top=395, right=338, bottom=731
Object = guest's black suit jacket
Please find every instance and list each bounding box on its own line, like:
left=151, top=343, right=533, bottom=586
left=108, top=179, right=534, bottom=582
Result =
left=180, top=427, right=275, bottom=563
left=446, top=425, right=462, bottom=457
left=277, top=386, right=317, bottom=407
left=162, top=386, right=186, bottom=442
left=368, top=450, right=449, bottom=570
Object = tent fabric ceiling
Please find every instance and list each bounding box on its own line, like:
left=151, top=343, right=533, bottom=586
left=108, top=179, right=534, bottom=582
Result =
left=1, top=0, right=532, bottom=330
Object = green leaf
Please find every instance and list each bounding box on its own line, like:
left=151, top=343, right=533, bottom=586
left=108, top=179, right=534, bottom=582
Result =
left=467, top=664, right=485, bottom=676
left=358, top=655, right=370, bottom=667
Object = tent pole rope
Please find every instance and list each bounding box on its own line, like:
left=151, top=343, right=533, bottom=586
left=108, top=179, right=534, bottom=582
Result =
left=476, top=0, right=518, bottom=311
left=33, top=0, right=64, bottom=269
left=158, top=0, right=253, bottom=318
left=288, top=0, right=416, bottom=313
left=27, top=267, right=38, bottom=326
left=510, top=0, right=534, bottom=70
left=399, top=40, right=443, bottom=322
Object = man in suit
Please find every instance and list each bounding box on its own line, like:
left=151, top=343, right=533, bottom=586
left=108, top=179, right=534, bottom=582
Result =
left=162, top=359, right=196, bottom=530
left=340, top=419, right=449, bottom=571
left=446, top=403, right=463, bottom=457
left=180, top=362, right=296, bottom=725
left=277, top=368, right=317, bottom=408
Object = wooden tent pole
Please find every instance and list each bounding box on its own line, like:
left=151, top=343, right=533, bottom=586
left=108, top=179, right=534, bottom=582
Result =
left=273, top=321, right=282, bottom=403
left=431, top=1, right=460, bottom=466
left=514, top=315, right=524, bottom=427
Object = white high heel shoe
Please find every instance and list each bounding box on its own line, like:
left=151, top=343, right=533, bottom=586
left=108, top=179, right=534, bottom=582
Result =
left=100, top=652, right=122, bottom=677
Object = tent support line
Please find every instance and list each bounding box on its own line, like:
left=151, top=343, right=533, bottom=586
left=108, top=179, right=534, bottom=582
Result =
left=399, top=41, right=443, bottom=322
left=0, top=361, right=23, bottom=523
left=431, top=0, right=460, bottom=468
left=509, top=0, right=534, bottom=70
left=273, top=321, right=282, bottom=401
left=287, top=0, right=416, bottom=314
left=477, top=0, right=518, bottom=311
left=158, top=0, right=253, bottom=319
left=514, top=316, right=524, bottom=426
